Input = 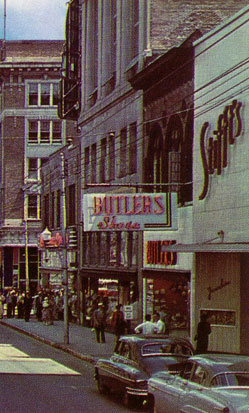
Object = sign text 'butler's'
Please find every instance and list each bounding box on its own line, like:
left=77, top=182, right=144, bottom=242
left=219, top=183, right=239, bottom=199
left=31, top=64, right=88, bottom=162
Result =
left=83, top=193, right=177, bottom=231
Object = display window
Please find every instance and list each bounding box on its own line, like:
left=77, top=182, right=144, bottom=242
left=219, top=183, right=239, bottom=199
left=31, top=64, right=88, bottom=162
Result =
left=145, top=273, right=190, bottom=331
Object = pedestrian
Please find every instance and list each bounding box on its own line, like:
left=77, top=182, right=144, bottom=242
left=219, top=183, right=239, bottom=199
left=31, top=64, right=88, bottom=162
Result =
left=17, top=292, right=25, bottom=319
left=34, top=292, right=43, bottom=321
left=42, top=297, right=50, bottom=325
left=0, top=291, right=5, bottom=318
left=23, top=292, right=33, bottom=322
left=134, top=314, right=157, bottom=335
left=153, top=312, right=166, bottom=334
left=92, top=303, right=106, bottom=343
left=195, top=313, right=211, bottom=354
left=11, top=290, right=17, bottom=318
left=5, top=290, right=12, bottom=318
left=111, top=304, right=126, bottom=352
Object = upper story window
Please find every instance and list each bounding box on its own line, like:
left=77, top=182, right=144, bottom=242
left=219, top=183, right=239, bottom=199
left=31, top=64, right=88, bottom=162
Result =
left=27, top=82, right=59, bottom=107
left=27, top=120, right=62, bottom=145
left=131, top=0, right=139, bottom=59
left=129, top=123, right=137, bottom=174
left=119, top=128, right=127, bottom=178
left=100, top=137, right=107, bottom=182
left=27, top=158, right=38, bottom=180
left=91, top=143, right=97, bottom=183
left=108, top=133, right=115, bottom=181
left=27, top=194, right=40, bottom=220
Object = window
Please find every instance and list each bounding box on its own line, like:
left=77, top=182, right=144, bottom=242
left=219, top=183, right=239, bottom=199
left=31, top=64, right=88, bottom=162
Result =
left=27, top=158, right=38, bottom=180
left=56, top=190, right=61, bottom=228
left=100, top=138, right=107, bottom=182
left=131, top=0, right=139, bottom=59
left=52, top=121, right=62, bottom=142
left=53, top=83, right=59, bottom=106
left=28, top=194, right=39, bottom=219
left=28, top=120, right=62, bottom=144
left=129, top=123, right=137, bottom=174
left=51, top=192, right=55, bottom=229
left=84, top=147, right=90, bottom=186
left=28, top=120, right=38, bottom=143
left=40, top=120, right=50, bottom=143
left=27, top=82, right=59, bottom=106
left=119, top=128, right=127, bottom=177
left=44, top=194, right=49, bottom=228
left=28, top=84, right=38, bottom=105
left=68, top=184, right=76, bottom=225
left=109, top=133, right=115, bottom=180
left=91, top=143, right=97, bottom=183
left=41, top=83, right=50, bottom=105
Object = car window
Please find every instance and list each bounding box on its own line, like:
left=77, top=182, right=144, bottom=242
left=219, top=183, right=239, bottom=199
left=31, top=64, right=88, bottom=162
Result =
left=120, top=342, right=130, bottom=359
left=211, top=372, right=249, bottom=387
left=191, top=365, right=207, bottom=385
left=181, top=362, right=194, bottom=379
left=142, top=342, right=192, bottom=356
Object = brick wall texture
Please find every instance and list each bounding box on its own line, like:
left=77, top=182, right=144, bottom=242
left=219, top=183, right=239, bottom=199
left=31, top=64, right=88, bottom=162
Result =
left=151, top=0, right=249, bottom=50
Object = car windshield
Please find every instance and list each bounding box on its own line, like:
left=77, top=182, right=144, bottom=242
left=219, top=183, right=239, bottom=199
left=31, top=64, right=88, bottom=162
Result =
left=142, top=343, right=192, bottom=357
left=211, top=372, right=249, bottom=387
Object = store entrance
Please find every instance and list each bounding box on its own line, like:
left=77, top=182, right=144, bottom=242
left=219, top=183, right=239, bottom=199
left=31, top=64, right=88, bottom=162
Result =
left=144, top=272, right=190, bottom=337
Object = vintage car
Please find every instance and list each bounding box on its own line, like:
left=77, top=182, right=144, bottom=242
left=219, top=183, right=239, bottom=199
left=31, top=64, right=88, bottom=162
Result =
left=147, top=353, right=249, bottom=413
left=94, top=334, right=194, bottom=407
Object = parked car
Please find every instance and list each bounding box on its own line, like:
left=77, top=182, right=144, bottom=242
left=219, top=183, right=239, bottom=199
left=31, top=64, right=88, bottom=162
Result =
left=94, top=334, right=194, bottom=407
left=147, top=353, right=249, bottom=413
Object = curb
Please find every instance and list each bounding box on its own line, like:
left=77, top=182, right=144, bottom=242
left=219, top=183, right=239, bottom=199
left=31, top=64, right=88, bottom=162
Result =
left=0, top=320, right=97, bottom=365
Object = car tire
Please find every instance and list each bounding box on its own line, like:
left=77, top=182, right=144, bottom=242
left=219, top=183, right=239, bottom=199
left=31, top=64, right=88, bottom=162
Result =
left=123, top=391, right=133, bottom=408
left=147, top=395, right=156, bottom=413
left=97, top=374, right=108, bottom=395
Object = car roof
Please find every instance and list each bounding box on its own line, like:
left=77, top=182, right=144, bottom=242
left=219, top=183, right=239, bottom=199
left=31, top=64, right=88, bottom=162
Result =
left=188, top=354, right=249, bottom=375
left=119, top=334, right=193, bottom=347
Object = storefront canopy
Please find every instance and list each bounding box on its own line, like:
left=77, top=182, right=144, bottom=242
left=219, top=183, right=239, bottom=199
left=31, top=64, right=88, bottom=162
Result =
left=161, top=243, right=249, bottom=253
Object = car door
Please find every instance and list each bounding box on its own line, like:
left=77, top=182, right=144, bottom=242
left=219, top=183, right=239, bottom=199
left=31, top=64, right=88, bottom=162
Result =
left=111, top=341, right=138, bottom=393
left=155, top=362, right=196, bottom=413
left=178, top=365, right=228, bottom=413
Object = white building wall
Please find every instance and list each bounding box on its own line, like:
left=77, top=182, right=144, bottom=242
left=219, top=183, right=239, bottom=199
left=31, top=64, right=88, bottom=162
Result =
left=194, top=6, right=249, bottom=244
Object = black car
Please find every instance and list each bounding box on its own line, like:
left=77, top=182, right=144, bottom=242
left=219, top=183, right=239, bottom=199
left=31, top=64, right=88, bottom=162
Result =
left=94, top=334, right=194, bottom=407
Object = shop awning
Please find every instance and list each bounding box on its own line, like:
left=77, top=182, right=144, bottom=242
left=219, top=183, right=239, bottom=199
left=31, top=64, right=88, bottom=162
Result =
left=161, top=242, right=249, bottom=253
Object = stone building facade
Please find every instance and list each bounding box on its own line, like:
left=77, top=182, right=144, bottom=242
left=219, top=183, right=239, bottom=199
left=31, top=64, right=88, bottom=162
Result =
left=0, top=40, right=75, bottom=292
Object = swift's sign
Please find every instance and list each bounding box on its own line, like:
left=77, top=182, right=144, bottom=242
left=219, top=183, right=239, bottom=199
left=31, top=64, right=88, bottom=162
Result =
left=83, top=193, right=177, bottom=231
left=199, top=99, right=242, bottom=200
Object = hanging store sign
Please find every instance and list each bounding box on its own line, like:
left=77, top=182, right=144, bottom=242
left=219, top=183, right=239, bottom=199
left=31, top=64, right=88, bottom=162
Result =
left=199, top=99, right=242, bottom=200
left=146, top=240, right=177, bottom=265
left=83, top=193, right=177, bottom=231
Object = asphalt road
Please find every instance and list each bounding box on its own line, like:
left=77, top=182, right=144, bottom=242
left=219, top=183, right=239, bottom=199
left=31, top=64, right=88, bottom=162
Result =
left=0, top=324, right=143, bottom=413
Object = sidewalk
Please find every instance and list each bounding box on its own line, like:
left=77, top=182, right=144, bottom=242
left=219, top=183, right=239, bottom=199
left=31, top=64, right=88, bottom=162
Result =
left=0, top=316, right=114, bottom=364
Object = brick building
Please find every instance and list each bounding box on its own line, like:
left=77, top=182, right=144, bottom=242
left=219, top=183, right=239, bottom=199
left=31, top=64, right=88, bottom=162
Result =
left=0, top=40, right=75, bottom=292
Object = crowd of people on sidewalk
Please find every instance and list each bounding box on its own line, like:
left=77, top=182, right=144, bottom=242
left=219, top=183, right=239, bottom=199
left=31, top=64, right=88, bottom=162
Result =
left=0, top=287, right=78, bottom=326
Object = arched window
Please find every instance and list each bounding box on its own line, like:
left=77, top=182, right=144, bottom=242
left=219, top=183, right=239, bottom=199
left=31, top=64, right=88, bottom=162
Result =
left=144, top=123, right=163, bottom=192
left=165, top=114, right=183, bottom=197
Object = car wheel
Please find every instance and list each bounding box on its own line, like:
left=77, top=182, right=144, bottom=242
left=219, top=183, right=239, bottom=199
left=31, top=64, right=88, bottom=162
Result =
left=147, top=395, right=157, bottom=413
left=97, top=374, right=108, bottom=395
left=123, top=390, right=133, bottom=408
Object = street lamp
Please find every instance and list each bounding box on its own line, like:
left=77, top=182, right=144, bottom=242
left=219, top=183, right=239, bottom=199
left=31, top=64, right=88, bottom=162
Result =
left=41, top=227, right=52, bottom=244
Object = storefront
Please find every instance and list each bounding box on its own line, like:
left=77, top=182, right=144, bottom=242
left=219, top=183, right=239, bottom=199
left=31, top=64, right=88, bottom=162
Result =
left=81, top=192, right=178, bottom=328
left=192, top=5, right=249, bottom=353
left=143, top=232, right=192, bottom=338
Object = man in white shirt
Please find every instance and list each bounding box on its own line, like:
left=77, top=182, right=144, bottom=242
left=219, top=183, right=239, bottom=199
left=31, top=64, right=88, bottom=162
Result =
left=135, top=314, right=157, bottom=335
left=154, top=312, right=166, bottom=334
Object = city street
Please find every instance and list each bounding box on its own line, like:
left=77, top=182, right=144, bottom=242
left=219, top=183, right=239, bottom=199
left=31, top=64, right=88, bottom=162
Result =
left=0, top=324, right=142, bottom=413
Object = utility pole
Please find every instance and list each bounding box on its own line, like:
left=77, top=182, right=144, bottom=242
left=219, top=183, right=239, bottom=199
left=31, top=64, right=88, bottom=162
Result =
left=60, top=152, right=69, bottom=344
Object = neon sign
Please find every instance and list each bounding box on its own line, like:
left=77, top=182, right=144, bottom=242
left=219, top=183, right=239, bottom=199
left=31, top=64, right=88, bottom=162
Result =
left=83, top=193, right=177, bottom=231
left=199, top=100, right=242, bottom=200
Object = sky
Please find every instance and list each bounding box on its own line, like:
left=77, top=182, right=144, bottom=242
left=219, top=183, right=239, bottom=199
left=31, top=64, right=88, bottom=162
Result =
left=0, top=0, right=67, bottom=40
